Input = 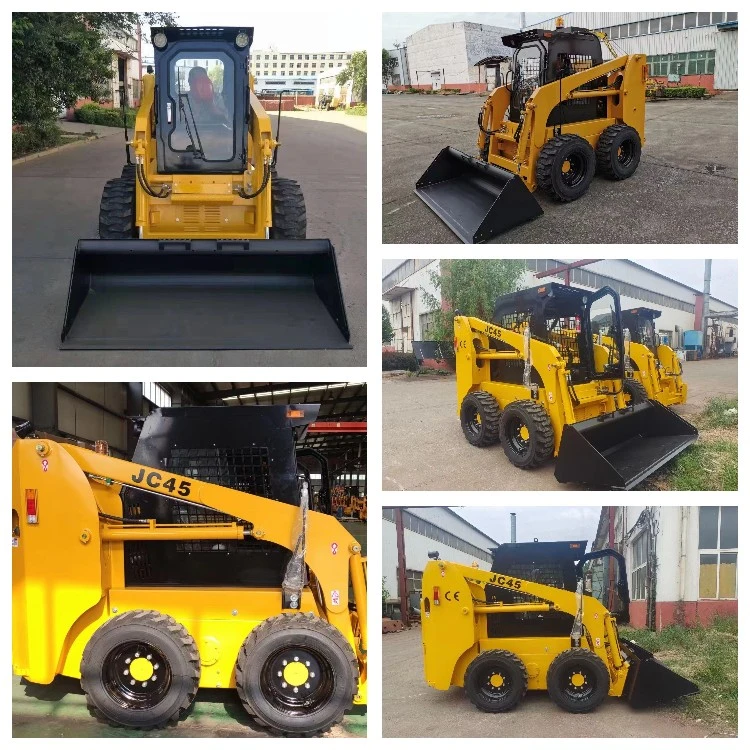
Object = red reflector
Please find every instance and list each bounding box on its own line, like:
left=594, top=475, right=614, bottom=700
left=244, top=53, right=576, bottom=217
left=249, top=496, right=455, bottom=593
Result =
left=433, top=586, right=441, bottom=605
left=25, top=489, right=38, bottom=524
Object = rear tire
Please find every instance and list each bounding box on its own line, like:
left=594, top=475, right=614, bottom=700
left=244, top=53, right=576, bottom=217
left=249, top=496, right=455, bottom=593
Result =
left=460, top=391, right=501, bottom=447
left=499, top=400, right=554, bottom=468
left=99, top=176, right=136, bottom=239
left=546, top=648, right=610, bottom=713
left=623, top=378, right=649, bottom=405
left=269, top=173, right=307, bottom=239
left=536, top=134, right=596, bottom=202
left=464, top=650, right=528, bottom=713
left=596, top=124, right=641, bottom=180
left=121, top=164, right=137, bottom=181
left=235, top=612, right=358, bottom=736
left=80, top=609, right=200, bottom=729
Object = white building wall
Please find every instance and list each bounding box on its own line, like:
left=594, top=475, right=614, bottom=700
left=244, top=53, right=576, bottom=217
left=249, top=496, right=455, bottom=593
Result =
left=407, top=507, right=497, bottom=552
left=387, top=48, right=408, bottom=86
left=612, top=506, right=705, bottom=604
left=382, top=515, right=493, bottom=601
left=384, top=260, right=441, bottom=352
left=463, top=23, right=516, bottom=84
left=714, top=29, right=738, bottom=89
left=406, top=23, right=470, bottom=86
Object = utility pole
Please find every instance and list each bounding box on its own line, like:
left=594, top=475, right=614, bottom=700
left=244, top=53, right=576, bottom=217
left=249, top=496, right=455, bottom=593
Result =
left=395, top=508, right=409, bottom=626
left=510, top=512, right=517, bottom=543
left=520, top=13, right=526, bottom=30
left=702, top=260, right=712, bottom=357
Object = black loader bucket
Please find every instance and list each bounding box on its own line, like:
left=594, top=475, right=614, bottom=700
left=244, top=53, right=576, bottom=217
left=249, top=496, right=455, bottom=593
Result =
left=554, top=400, right=698, bottom=490
left=621, top=639, right=699, bottom=708
left=414, top=146, right=543, bottom=243
left=60, top=239, right=350, bottom=350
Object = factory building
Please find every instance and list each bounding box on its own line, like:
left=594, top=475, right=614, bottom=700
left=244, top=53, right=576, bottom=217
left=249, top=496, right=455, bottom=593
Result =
left=593, top=506, right=738, bottom=630
left=529, top=12, right=738, bottom=91
left=382, top=506, right=497, bottom=622
left=387, top=21, right=516, bottom=93
left=382, top=259, right=738, bottom=356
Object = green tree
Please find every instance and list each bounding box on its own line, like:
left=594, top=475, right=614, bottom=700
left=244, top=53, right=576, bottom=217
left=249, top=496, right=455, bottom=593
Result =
left=382, top=305, right=394, bottom=344
left=337, top=50, right=366, bottom=103
left=421, top=259, right=527, bottom=342
left=382, top=48, right=397, bottom=85
left=12, top=12, right=176, bottom=127
left=382, top=577, right=390, bottom=602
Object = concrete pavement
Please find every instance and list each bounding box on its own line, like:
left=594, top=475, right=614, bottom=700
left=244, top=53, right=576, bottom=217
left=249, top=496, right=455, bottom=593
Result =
left=13, top=115, right=366, bottom=366
left=382, top=94, right=737, bottom=244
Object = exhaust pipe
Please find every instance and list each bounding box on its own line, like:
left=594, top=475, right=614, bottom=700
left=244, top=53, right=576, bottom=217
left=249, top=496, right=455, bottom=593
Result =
left=554, top=400, right=698, bottom=490
left=60, top=239, right=350, bottom=350
left=415, top=147, right=542, bottom=243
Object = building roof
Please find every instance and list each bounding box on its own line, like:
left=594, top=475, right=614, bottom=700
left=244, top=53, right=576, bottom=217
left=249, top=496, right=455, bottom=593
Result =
left=384, top=505, right=500, bottom=548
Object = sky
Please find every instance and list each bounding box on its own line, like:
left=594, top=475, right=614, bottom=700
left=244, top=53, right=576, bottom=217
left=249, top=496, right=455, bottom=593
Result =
left=382, top=12, right=555, bottom=46
left=451, top=506, right=602, bottom=549
left=140, top=12, right=367, bottom=64
left=382, top=260, right=738, bottom=306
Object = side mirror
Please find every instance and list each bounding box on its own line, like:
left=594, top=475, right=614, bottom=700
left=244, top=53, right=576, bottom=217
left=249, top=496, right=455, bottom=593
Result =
left=427, top=551, right=440, bottom=560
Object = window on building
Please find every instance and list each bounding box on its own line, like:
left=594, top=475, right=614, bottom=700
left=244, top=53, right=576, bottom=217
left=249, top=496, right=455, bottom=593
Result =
left=698, top=12, right=711, bottom=27
left=297, top=62, right=302, bottom=68
left=347, top=54, right=352, bottom=59
left=405, top=569, right=423, bottom=594
left=726, top=12, right=737, bottom=22
left=684, top=12, right=697, bottom=29
left=313, top=54, right=318, bottom=60
left=281, top=54, right=286, bottom=60
left=627, top=22, right=638, bottom=37
left=298, top=54, right=303, bottom=60
left=255, top=62, right=260, bottom=68
left=711, top=12, right=725, bottom=24
left=661, top=16, right=672, bottom=32
left=672, top=14, right=684, bottom=31
left=264, top=54, right=269, bottom=60
left=329, top=63, right=334, bottom=68
left=618, top=24, right=629, bottom=38
left=143, top=382, right=171, bottom=408
left=382, top=507, right=396, bottom=522
left=280, top=62, right=285, bottom=68
left=305, top=54, right=309, bottom=60
left=639, top=20, right=649, bottom=35
left=698, top=506, right=738, bottom=599
left=631, top=532, right=648, bottom=600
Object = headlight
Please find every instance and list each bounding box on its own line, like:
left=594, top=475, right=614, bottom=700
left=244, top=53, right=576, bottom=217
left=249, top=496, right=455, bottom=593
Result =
left=235, top=32, right=250, bottom=48
left=153, top=32, right=168, bottom=49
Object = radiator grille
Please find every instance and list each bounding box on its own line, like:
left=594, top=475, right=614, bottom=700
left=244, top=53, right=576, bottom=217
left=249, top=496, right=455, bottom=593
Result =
left=182, top=205, right=222, bottom=233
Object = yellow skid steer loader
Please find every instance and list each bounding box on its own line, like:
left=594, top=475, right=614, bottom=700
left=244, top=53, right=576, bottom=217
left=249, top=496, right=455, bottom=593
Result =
left=12, top=411, right=366, bottom=735
left=416, top=23, right=646, bottom=243
left=61, top=26, right=349, bottom=350
left=421, top=543, right=699, bottom=712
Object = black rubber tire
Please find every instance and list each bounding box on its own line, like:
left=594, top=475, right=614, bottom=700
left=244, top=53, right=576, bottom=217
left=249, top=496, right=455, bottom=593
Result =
left=623, top=378, right=649, bottom=405
left=269, top=173, right=307, bottom=239
left=536, top=134, right=596, bottom=202
left=235, top=612, right=358, bottom=736
left=460, top=391, right=501, bottom=447
left=546, top=648, right=610, bottom=713
left=464, top=649, right=528, bottom=713
left=80, top=609, right=200, bottom=729
left=596, top=124, right=641, bottom=180
left=99, top=176, right=136, bottom=239
left=499, top=400, right=554, bottom=469
left=121, top=163, right=137, bottom=180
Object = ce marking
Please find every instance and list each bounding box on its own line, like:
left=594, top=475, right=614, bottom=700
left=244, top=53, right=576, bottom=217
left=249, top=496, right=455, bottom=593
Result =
left=445, top=590, right=461, bottom=602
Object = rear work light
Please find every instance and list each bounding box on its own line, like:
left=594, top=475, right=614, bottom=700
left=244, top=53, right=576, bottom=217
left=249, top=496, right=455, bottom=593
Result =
left=433, top=586, right=441, bottom=606
left=25, top=489, right=38, bottom=524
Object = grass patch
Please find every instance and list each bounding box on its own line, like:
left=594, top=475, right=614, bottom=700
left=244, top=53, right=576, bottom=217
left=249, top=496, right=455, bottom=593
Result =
left=620, top=616, right=737, bottom=734
left=346, top=104, right=367, bottom=116
left=646, top=397, right=737, bottom=490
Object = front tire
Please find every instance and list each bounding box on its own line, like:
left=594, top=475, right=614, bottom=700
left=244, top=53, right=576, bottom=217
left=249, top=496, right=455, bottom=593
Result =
left=80, top=609, right=200, bottom=729
left=536, top=134, right=596, bottom=202
left=269, top=172, right=307, bottom=239
left=235, top=612, right=358, bottom=736
left=99, top=176, right=136, bottom=239
left=546, top=648, right=610, bottom=713
left=499, top=400, right=554, bottom=468
left=464, top=650, right=528, bottom=713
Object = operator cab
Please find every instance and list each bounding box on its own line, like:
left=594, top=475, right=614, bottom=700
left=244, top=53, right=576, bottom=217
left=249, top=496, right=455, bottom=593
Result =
left=152, top=26, right=252, bottom=174
left=622, top=307, right=662, bottom=352
left=501, top=27, right=606, bottom=124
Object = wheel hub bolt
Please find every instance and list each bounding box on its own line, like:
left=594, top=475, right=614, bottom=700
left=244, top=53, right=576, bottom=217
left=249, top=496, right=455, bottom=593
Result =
left=293, top=687, right=299, bottom=693
left=310, top=672, right=315, bottom=678
left=305, top=661, right=310, bottom=667
left=147, top=655, right=152, bottom=660
left=282, top=682, right=287, bottom=688
left=123, top=670, right=129, bottom=675
left=125, top=658, right=131, bottom=664
left=130, top=680, right=135, bottom=685
left=294, top=656, right=299, bottom=661
left=277, top=671, right=282, bottom=677
left=305, top=683, right=310, bottom=689
left=142, top=682, right=148, bottom=687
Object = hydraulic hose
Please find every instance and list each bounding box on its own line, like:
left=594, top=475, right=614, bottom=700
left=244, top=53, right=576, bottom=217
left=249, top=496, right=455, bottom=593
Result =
left=136, top=161, right=169, bottom=198
left=238, top=161, right=271, bottom=199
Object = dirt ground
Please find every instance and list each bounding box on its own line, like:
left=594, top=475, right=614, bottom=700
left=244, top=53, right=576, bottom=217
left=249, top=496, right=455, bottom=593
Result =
left=382, top=627, right=714, bottom=738
left=382, top=93, right=738, bottom=244
left=382, top=358, right=737, bottom=491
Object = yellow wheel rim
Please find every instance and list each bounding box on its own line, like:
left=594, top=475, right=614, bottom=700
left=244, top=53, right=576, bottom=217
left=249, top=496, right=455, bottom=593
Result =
left=283, top=661, right=310, bottom=687
left=490, top=673, right=505, bottom=688
left=476, top=414, right=482, bottom=424
left=519, top=425, right=530, bottom=441
left=561, top=160, right=571, bottom=173
left=570, top=672, right=585, bottom=687
left=129, top=657, right=154, bottom=682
